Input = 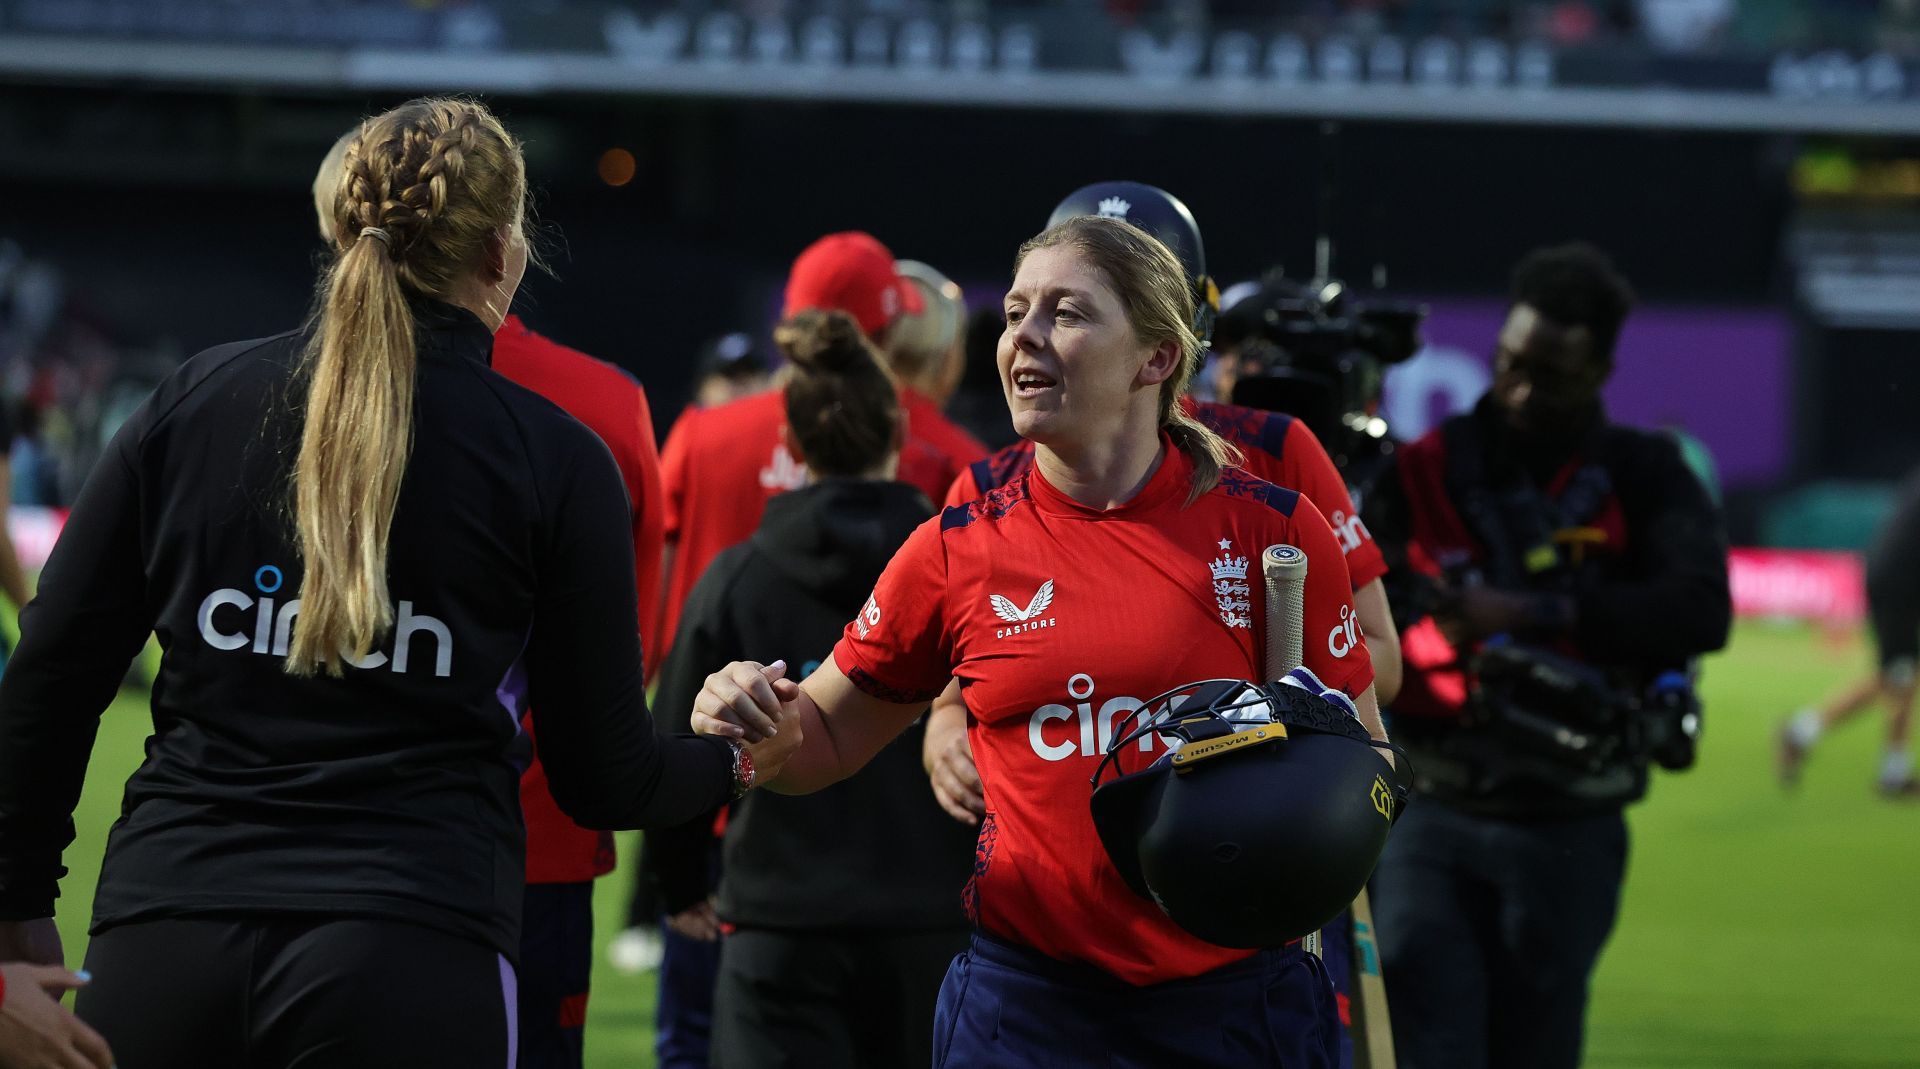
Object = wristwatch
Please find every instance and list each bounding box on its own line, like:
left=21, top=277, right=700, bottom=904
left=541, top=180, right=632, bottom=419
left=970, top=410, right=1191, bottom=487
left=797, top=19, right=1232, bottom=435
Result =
left=728, top=739, right=756, bottom=800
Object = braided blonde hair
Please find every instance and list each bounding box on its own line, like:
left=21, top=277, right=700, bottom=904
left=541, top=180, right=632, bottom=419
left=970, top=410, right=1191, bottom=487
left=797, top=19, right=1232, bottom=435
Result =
left=290, top=97, right=526, bottom=676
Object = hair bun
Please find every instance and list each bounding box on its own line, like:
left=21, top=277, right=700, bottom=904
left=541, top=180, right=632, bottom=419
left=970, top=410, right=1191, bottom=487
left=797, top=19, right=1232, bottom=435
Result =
left=774, top=309, right=869, bottom=375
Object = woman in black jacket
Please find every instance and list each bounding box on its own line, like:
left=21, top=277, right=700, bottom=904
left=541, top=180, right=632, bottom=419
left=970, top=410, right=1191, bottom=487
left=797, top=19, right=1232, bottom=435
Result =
left=652, top=310, right=974, bottom=1069
left=0, top=97, right=797, bottom=1068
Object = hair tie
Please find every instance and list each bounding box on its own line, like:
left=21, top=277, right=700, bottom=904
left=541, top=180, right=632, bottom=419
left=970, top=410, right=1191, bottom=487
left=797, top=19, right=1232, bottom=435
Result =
left=359, top=227, right=392, bottom=248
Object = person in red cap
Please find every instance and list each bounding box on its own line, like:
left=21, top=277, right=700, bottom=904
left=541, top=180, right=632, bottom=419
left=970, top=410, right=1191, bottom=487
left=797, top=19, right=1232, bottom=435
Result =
left=653, top=233, right=986, bottom=677
left=636, top=234, right=984, bottom=1066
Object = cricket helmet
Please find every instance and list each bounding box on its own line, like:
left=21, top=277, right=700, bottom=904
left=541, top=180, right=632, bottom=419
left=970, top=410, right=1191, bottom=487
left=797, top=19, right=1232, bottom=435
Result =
left=1047, top=181, right=1220, bottom=346
left=1088, top=670, right=1409, bottom=949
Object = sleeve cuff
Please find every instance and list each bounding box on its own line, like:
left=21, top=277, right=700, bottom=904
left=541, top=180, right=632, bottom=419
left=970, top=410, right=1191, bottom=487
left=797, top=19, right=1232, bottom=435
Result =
left=0, top=895, right=56, bottom=922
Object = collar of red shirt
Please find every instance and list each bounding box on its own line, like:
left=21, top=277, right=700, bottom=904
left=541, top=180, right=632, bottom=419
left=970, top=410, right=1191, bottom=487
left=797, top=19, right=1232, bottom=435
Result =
left=1027, top=432, right=1189, bottom=520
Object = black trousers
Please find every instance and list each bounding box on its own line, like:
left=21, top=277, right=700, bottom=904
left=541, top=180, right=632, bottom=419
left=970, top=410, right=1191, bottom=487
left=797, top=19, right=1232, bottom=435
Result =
left=519, top=883, right=593, bottom=1069
left=1370, top=799, right=1628, bottom=1069
left=710, top=926, right=968, bottom=1069
left=75, top=915, right=514, bottom=1069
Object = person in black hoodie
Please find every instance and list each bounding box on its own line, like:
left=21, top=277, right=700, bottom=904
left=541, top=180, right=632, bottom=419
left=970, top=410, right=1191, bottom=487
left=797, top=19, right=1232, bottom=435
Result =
left=651, top=310, right=974, bottom=1069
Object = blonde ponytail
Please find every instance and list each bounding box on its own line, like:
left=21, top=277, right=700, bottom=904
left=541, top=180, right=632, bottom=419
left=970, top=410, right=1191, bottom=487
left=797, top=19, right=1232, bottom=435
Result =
left=289, top=97, right=526, bottom=675
left=286, top=236, right=417, bottom=675
left=1166, top=406, right=1241, bottom=503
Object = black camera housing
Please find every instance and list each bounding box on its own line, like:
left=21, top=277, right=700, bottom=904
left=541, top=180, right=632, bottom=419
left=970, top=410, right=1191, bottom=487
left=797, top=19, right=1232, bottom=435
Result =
left=1470, top=641, right=1702, bottom=775
left=1218, top=276, right=1426, bottom=465
left=1633, top=672, right=1703, bottom=772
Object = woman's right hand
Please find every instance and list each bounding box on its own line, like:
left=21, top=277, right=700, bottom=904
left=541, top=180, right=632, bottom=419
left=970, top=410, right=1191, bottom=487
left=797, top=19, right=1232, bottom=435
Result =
left=0, top=962, right=114, bottom=1069
left=695, top=660, right=805, bottom=787
left=692, top=660, right=800, bottom=743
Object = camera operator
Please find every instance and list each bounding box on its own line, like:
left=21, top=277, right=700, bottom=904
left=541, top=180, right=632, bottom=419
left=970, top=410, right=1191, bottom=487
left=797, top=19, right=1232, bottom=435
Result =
left=1215, top=274, right=1423, bottom=503
left=1361, top=243, right=1730, bottom=1068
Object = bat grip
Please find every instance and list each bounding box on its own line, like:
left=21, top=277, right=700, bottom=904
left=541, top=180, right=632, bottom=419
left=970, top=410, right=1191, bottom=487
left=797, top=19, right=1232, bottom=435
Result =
left=1262, top=544, right=1308, bottom=682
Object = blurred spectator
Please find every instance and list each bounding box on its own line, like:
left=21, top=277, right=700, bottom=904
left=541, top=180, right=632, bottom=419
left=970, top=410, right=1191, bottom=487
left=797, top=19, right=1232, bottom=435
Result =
left=653, top=231, right=985, bottom=679
left=0, top=403, right=30, bottom=623
left=1884, top=0, right=1920, bottom=55
left=943, top=306, right=1019, bottom=453
left=690, top=332, right=772, bottom=411
left=888, top=259, right=968, bottom=410
left=6, top=405, right=53, bottom=510
left=1779, top=463, right=1920, bottom=797
left=1636, top=0, right=1733, bottom=52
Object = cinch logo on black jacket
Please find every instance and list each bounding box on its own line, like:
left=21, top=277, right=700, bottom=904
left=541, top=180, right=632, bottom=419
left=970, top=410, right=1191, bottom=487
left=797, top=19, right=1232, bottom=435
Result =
left=195, top=563, right=454, bottom=677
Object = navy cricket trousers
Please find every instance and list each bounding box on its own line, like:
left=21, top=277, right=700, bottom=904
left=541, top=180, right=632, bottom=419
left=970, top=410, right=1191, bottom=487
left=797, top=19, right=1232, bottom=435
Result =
left=519, top=882, right=594, bottom=1069
left=932, top=932, right=1340, bottom=1068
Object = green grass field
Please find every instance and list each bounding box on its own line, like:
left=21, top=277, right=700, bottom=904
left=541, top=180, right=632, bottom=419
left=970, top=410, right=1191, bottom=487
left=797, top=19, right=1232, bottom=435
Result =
left=44, top=622, right=1920, bottom=1067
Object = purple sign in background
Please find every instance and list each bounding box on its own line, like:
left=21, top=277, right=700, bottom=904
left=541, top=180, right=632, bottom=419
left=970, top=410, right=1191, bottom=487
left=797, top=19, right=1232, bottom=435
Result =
left=1382, top=300, right=1792, bottom=488
left=901, top=282, right=1793, bottom=488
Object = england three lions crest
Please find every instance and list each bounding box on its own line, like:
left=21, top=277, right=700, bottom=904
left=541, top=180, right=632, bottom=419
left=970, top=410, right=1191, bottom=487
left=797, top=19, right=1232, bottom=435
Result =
left=1210, top=539, right=1252, bottom=630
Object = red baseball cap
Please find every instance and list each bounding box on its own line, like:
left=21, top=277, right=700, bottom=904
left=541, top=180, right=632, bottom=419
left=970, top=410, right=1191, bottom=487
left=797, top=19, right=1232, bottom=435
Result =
left=783, top=232, right=924, bottom=339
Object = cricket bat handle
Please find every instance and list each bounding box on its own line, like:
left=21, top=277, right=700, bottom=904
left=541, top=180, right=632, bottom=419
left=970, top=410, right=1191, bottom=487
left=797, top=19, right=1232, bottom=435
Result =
left=1262, top=544, right=1314, bottom=957
left=1262, top=544, right=1307, bottom=681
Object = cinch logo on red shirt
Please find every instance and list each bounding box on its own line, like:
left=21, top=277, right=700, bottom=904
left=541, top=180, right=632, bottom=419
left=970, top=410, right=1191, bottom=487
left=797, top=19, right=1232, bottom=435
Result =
left=759, top=444, right=808, bottom=491
left=1026, top=672, right=1191, bottom=762
left=195, top=564, right=454, bottom=677
left=990, top=580, right=1056, bottom=639
left=1328, top=604, right=1361, bottom=658
left=1329, top=510, right=1371, bottom=556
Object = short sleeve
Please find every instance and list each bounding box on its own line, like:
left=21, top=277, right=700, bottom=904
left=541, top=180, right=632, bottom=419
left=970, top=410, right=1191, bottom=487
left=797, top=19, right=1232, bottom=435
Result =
left=1285, top=492, right=1376, bottom=700
left=1282, top=419, right=1387, bottom=589
left=830, top=515, right=953, bottom=705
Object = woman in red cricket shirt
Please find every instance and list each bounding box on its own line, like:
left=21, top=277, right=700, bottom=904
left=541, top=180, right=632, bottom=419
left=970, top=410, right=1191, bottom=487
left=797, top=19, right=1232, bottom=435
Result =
left=690, top=216, right=1391, bottom=1068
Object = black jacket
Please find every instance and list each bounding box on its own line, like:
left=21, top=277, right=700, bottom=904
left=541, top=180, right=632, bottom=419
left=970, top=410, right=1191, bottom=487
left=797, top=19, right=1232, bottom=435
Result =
left=0, top=301, right=732, bottom=959
left=1366, top=396, right=1732, bottom=814
left=652, top=478, right=975, bottom=931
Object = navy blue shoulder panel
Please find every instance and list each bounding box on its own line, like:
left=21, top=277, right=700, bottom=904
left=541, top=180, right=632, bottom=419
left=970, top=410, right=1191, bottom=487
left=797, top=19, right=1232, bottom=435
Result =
left=977, top=444, right=1036, bottom=494
left=943, top=470, right=1034, bottom=530
left=1216, top=468, right=1299, bottom=517
left=968, top=456, right=998, bottom=495
left=1253, top=410, right=1294, bottom=460
left=1190, top=400, right=1293, bottom=464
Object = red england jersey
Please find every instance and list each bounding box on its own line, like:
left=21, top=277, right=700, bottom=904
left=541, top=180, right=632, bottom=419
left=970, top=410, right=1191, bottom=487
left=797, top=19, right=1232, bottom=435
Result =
left=944, top=399, right=1386, bottom=590
left=657, top=386, right=985, bottom=669
left=834, top=440, right=1372, bottom=985
left=491, top=315, right=664, bottom=884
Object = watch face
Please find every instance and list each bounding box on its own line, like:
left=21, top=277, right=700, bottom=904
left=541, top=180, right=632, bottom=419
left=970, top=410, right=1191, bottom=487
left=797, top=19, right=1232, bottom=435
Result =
left=731, top=741, right=755, bottom=797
